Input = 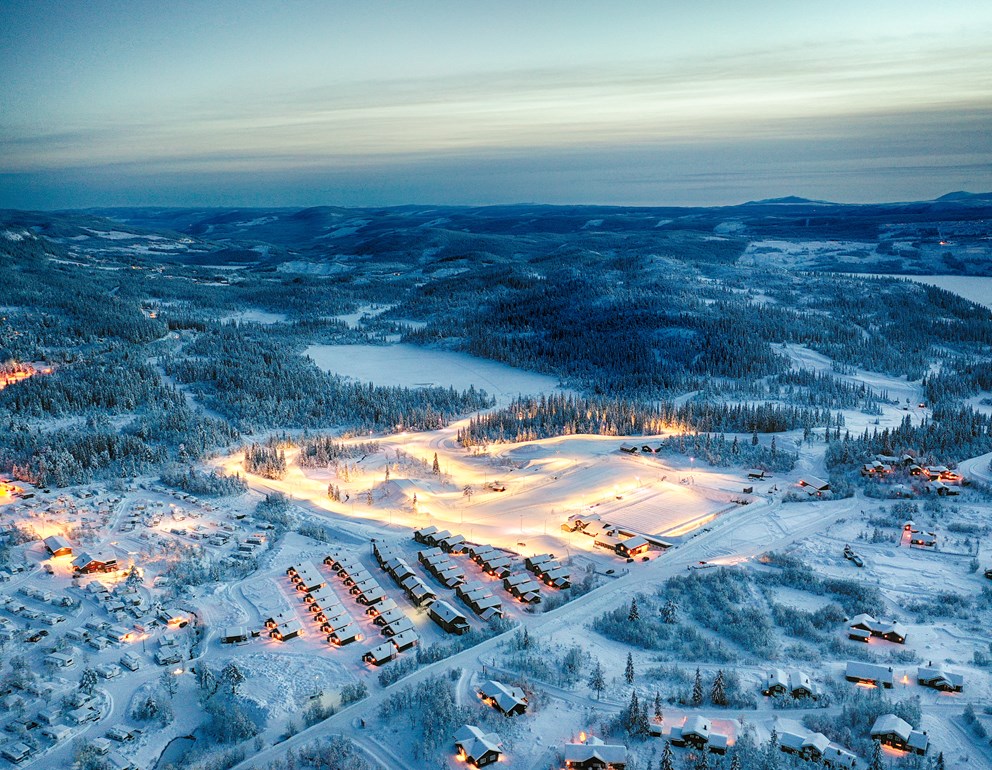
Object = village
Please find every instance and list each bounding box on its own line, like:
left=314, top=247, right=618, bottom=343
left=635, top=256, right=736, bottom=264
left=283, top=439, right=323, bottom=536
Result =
left=0, top=396, right=990, bottom=770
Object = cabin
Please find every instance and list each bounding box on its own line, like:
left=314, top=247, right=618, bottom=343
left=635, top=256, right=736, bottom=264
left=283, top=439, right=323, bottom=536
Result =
left=478, top=680, right=528, bottom=716
left=327, top=623, right=362, bottom=646
left=616, top=536, right=650, bottom=558
left=438, top=533, right=467, bottom=553
left=798, top=476, right=830, bottom=495
left=270, top=619, right=304, bottom=641
left=264, top=611, right=296, bottom=629
left=363, top=642, right=396, bottom=666
left=43, top=535, right=73, bottom=558
left=848, top=613, right=907, bottom=644
left=400, top=575, right=436, bottom=606
left=357, top=585, right=387, bottom=605
left=619, top=443, right=639, bottom=454
left=845, top=661, right=894, bottom=688
left=762, top=669, right=820, bottom=699
left=45, top=652, right=75, bottom=669
left=160, top=608, right=192, bottom=628
left=563, top=735, right=627, bottom=769
left=390, top=629, right=419, bottom=652
left=119, top=653, right=141, bottom=671
left=917, top=666, right=964, bottom=692
left=542, top=566, right=572, bottom=589
left=747, top=469, right=768, bottom=480
left=221, top=626, right=249, bottom=644
left=871, top=714, right=928, bottom=755
left=413, top=525, right=438, bottom=544
left=779, top=731, right=833, bottom=763
left=454, top=724, right=502, bottom=767
left=72, top=551, right=118, bottom=574
left=0, top=743, right=32, bottom=764
left=429, top=600, right=470, bottom=635
left=366, top=597, right=398, bottom=617
left=381, top=616, right=415, bottom=637
left=525, top=554, right=556, bottom=571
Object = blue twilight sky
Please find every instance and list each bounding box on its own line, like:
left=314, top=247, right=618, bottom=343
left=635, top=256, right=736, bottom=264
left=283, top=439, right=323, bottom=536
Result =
left=1, top=0, right=990, bottom=208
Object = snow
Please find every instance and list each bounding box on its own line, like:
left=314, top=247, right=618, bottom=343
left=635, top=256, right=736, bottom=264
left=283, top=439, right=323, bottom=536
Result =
left=305, top=343, right=566, bottom=406
left=222, top=309, right=288, bottom=325
left=871, top=274, right=992, bottom=311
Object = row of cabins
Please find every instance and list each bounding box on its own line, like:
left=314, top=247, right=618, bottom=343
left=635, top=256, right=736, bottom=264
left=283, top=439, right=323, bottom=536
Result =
left=373, top=541, right=438, bottom=608
left=413, top=525, right=466, bottom=553
left=372, top=540, right=470, bottom=635
left=846, top=660, right=964, bottom=693
left=465, top=542, right=543, bottom=604
left=418, top=546, right=467, bottom=588
left=563, top=515, right=654, bottom=559
left=564, top=734, right=628, bottom=769
left=847, top=613, right=908, bottom=644
left=456, top=581, right=504, bottom=621
left=525, top=553, right=572, bottom=589
left=903, top=521, right=939, bottom=547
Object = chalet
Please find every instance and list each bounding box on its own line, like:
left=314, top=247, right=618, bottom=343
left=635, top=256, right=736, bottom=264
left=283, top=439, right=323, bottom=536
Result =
left=616, top=536, right=650, bottom=558
left=413, top=525, right=438, bottom=544
left=381, top=616, right=415, bottom=637
left=798, top=476, right=830, bottom=495
left=0, top=743, right=32, bottom=764
left=348, top=576, right=380, bottom=596
left=343, top=570, right=373, bottom=588
left=363, top=642, right=396, bottom=666
left=357, top=585, right=387, bottom=605
left=925, top=481, right=958, bottom=498
left=436, top=566, right=467, bottom=588
left=478, top=680, right=528, bottom=716
left=871, top=714, right=928, bottom=755
left=429, top=600, right=470, bottom=635
left=438, top=533, right=467, bottom=553
left=619, top=443, right=639, bottom=454
left=848, top=628, right=871, bottom=643
left=861, top=461, right=892, bottom=477
left=673, top=716, right=713, bottom=749
left=481, top=554, right=513, bottom=574
left=845, top=661, right=894, bottom=688
left=454, top=724, right=502, bottom=767
left=910, top=526, right=940, bottom=544
left=319, top=612, right=352, bottom=633
left=327, top=623, right=362, bottom=646
left=43, top=535, right=73, bottom=557
left=762, top=669, right=820, bottom=699
left=390, top=558, right=417, bottom=583
left=779, top=731, right=834, bottom=763
left=72, top=551, right=118, bottom=574
left=525, top=554, right=556, bottom=571
left=270, top=619, right=304, bottom=641
left=470, top=544, right=498, bottom=562
left=366, top=597, right=398, bottom=617
left=504, top=573, right=542, bottom=602
left=160, top=608, right=192, bottom=628
left=400, top=575, right=436, bottom=606
left=221, top=626, right=249, bottom=644
left=917, top=666, right=964, bottom=692
left=821, top=745, right=859, bottom=769
left=848, top=613, right=907, bottom=644
left=594, top=534, right=623, bottom=552
left=542, top=566, right=572, bottom=589
left=390, top=629, right=419, bottom=651
left=374, top=608, right=407, bottom=627
left=564, top=735, right=627, bottom=769
left=264, top=611, right=297, bottom=629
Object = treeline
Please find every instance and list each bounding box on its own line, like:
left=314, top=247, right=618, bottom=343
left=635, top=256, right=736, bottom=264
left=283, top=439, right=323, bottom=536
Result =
left=826, top=407, right=992, bottom=469
left=924, top=359, right=992, bottom=405
left=710, top=368, right=889, bottom=412
left=297, top=437, right=380, bottom=468
left=244, top=443, right=287, bottom=479
left=457, top=393, right=832, bottom=445
left=160, top=464, right=247, bottom=496
left=163, top=325, right=493, bottom=432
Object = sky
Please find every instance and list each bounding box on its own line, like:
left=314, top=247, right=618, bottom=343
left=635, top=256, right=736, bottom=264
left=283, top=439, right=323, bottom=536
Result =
left=1, top=0, right=990, bottom=209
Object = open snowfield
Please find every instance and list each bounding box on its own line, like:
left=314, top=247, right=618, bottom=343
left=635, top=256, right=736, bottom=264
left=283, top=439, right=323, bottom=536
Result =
left=873, top=274, right=992, bottom=311
left=305, top=343, right=566, bottom=406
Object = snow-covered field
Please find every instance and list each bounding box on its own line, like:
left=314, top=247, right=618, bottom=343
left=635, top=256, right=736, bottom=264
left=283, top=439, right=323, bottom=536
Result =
left=305, top=343, right=566, bottom=406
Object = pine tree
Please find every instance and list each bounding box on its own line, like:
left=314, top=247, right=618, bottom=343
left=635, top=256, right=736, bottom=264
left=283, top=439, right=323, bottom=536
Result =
left=695, top=748, right=710, bottom=770
left=729, top=751, right=742, bottom=770
left=624, top=652, right=635, bottom=685
left=80, top=667, right=98, bottom=694
left=660, top=741, right=675, bottom=770
left=711, top=669, right=727, bottom=706
left=934, top=752, right=945, bottom=770
left=623, top=690, right=640, bottom=734
left=222, top=661, right=245, bottom=695
left=588, top=659, right=606, bottom=699
left=691, top=667, right=704, bottom=706
left=628, top=597, right=640, bottom=622
left=654, top=691, right=663, bottom=720
left=751, top=430, right=759, bottom=446
left=432, top=452, right=440, bottom=475
left=869, top=740, right=884, bottom=770
left=384, top=464, right=390, bottom=481
left=366, top=488, right=374, bottom=506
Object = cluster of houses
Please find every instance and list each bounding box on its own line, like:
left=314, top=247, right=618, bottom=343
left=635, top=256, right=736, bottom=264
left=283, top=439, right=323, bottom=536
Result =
left=847, top=613, right=908, bottom=644
left=660, top=715, right=730, bottom=755
left=455, top=581, right=504, bottom=621
left=562, top=514, right=655, bottom=559
left=902, top=521, right=938, bottom=548
left=418, top=546, right=468, bottom=588
left=524, top=553, right=572, bottom=588
left=861, top=454, right=963, bottom=496
left=843, top=660, right=961, bottom=699
left=373, top=540, right=437, bottom=608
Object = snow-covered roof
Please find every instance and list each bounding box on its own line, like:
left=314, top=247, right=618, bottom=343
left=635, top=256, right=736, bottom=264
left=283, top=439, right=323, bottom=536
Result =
left=871, top=714, right=912, bottom=742
left=454, top=724, right=502, bottom=761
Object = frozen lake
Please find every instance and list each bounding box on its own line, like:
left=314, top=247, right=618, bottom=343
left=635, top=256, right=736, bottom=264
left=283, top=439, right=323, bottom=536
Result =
left=872, top=274, right=992, bottom=310
left=305, top=343, right=565, bottom=405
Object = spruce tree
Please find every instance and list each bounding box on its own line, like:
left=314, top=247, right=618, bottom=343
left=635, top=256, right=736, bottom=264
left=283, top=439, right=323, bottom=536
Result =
left=869, top=740, right=884, bottom=770
left=625, top=652, right=635, bottom=685
left=654, top=691, right=663, bottom=720
left=711, top=669, right=727, bottom=706
left=660, top=741, right=675, bottom=770
left=662, top=598, right=679, bottom=624
left=628, top=597, right=640, bottom=622
left=691, top=667, right=704, bottom=706
left=432, top=452, right=440, bottom=474
left=588, top=659, right=606, bottom=699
